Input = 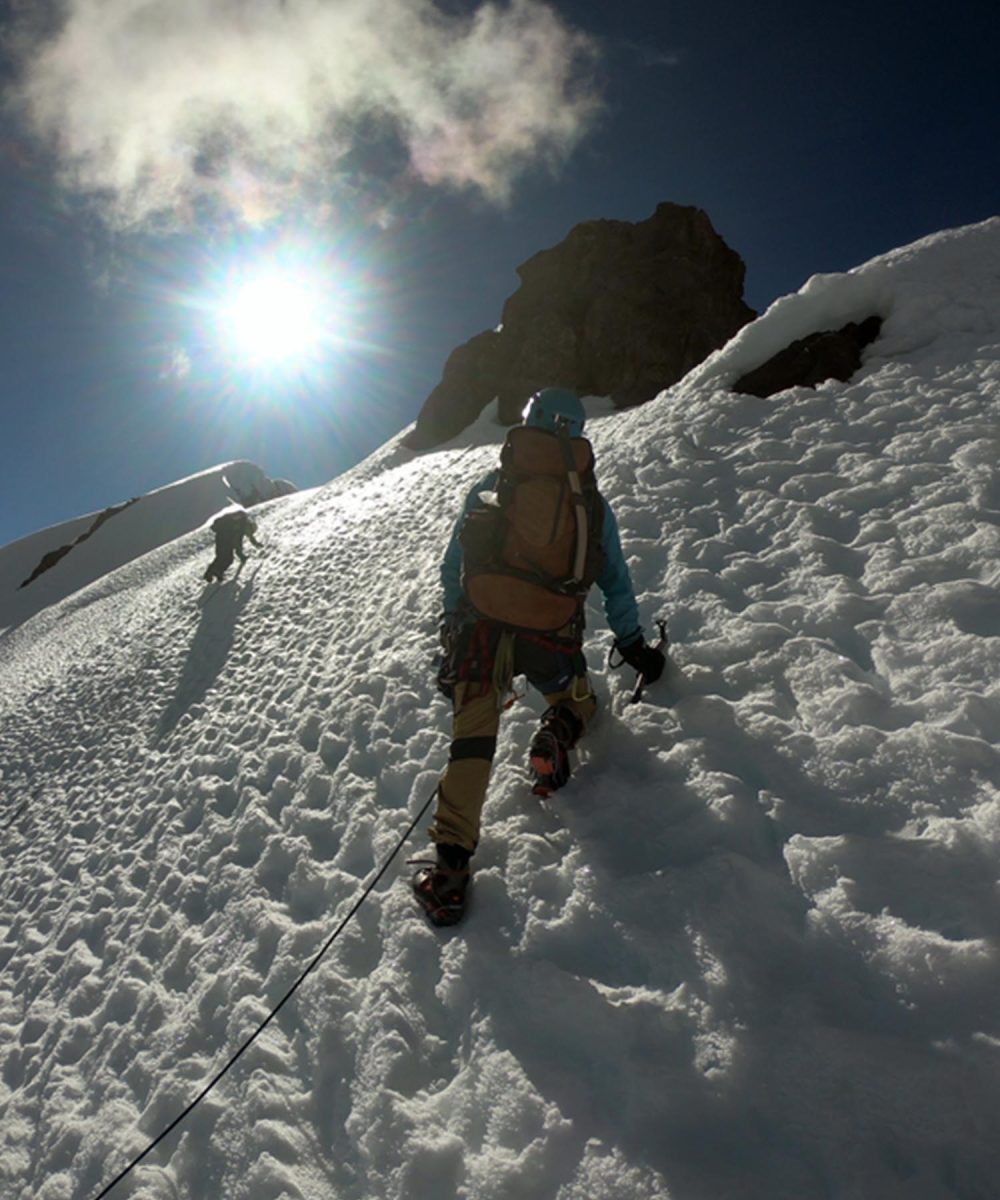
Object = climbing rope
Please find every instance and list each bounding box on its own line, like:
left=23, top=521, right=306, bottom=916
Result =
left=91, top=779, right=440, bottom=1200
left=0, top=799, right=28, bottom=832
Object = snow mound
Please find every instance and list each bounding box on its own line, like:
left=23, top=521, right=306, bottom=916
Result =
left=681, top=215, right=1000, bottom=394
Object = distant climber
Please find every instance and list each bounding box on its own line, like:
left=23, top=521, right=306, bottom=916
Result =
left=203, top=506, right=262, bottom=583
left=413, top=387, right=665, bottom=926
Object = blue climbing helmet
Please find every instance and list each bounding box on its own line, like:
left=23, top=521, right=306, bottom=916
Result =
left=522, top=387, right=586, bottom=438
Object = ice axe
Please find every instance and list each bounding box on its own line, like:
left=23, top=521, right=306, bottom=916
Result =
left=608, top=617, right=669, bottom=704
left=629, top=618, right=668, bottom=704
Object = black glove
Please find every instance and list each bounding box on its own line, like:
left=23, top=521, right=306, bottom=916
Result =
left=618, top=636, right=665, bottom=684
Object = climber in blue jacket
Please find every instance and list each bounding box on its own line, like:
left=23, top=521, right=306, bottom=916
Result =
left=413, top=387, right=665, bottom=926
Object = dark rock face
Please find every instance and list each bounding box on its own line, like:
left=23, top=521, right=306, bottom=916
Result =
left=408, top=202, right=756, bottom=446
left=732, top=316, right=883, bottom=398
left=19, top=498, right=140, bottom=589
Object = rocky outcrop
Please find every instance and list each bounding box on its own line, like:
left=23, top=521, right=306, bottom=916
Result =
left=408, top=202, right=756, bottom=446
left=732, top=316, right=883, bottom=398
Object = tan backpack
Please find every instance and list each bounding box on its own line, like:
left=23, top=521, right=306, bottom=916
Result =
left=460, top=425, right=605, bottom=632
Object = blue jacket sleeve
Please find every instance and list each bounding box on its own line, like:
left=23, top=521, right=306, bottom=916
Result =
left=440, top=469, right=498, bottom=613
left=595, top=498, right=643, bottom=647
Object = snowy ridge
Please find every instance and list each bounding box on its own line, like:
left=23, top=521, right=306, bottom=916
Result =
left=2, top=220, right=1000, bottom=1199
left=682, top=215, right=1000, bottom=394
left=0, top=460, right=290, bottom=635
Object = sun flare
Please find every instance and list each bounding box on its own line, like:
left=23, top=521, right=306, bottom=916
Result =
left=218, top=269, right=330, bottom=368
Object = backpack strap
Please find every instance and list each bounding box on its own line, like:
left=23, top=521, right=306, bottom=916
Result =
left=554, top=419, right=589, bottom=587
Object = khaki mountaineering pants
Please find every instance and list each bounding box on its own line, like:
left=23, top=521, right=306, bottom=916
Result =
left=429, top=625, right=598, bottom=853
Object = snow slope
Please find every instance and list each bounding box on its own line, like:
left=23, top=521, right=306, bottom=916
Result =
left=2, top=217, right=1000, bottom=1200
left=0, top=461, right=292, bottom=634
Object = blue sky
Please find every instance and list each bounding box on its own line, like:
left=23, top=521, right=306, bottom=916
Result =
left=1, top=0, right=997, bottom=549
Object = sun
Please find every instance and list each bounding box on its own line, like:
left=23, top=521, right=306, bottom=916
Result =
left=217, top=267, right=331, bottom=369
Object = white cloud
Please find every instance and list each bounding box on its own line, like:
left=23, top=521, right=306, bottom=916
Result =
left=160, top=344, right=192, bottom=380
left=7, top=0, right=602, bottom=229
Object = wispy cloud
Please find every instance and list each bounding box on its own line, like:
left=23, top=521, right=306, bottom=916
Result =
left=617, top=37, right=682, bottom=70
left=6, top=0, right=602, bottom=229
left=160, top=345, right=192, bottom=381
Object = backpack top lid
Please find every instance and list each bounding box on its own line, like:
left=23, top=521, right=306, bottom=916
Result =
left=522, top=387, right=585, bottom=439
left=503, top=423, right=594, bottom=477
left=211, top=504, right=247, bottom=531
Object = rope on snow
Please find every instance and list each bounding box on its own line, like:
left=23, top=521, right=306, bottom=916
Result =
left=91, top=780, right=440, bottom=1200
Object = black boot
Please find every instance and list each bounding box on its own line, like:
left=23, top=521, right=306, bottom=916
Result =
left=412, top=843, right=471, bottom=927
left=528, top=704, right=584, bottom=796
left=436, top=842, right=471, bottom=871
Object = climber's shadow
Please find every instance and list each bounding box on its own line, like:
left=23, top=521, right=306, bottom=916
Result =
left=154, top=569, right=258, bottom=741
